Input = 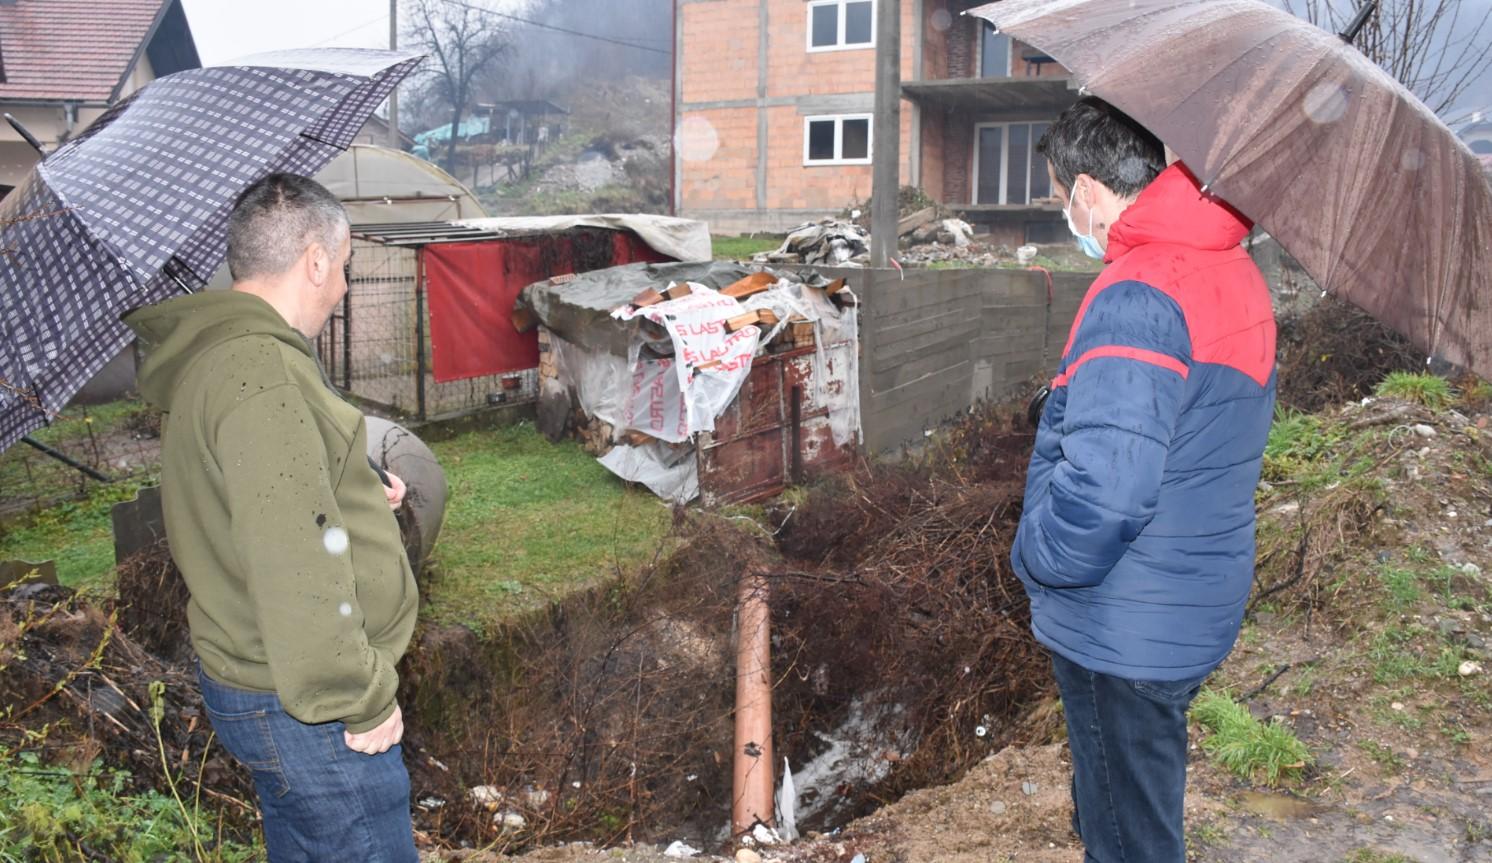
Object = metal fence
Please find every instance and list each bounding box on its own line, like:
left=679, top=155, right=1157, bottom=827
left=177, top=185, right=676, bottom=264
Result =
left=316, top=225, right=541, bottom=422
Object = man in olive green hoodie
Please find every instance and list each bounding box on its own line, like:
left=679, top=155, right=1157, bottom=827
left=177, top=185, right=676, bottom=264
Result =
left=125, top=174, right=419, bottom=862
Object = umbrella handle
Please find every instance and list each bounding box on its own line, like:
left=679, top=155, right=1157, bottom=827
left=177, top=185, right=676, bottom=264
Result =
left=4, top=114, right=46, bottom=159
left=367, top=455, right=393, bottom=488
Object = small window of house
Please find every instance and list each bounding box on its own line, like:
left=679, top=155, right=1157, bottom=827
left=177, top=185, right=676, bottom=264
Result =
left=808, top=0, right=875, bottom=52
left=804, top=115, right=874, bottom=165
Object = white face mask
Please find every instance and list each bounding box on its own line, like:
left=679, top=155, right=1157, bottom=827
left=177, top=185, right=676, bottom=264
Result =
left=1064, top=193, right=1105, bottom=260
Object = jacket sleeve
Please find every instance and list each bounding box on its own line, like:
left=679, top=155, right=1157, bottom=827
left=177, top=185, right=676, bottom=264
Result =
left=215, top=383, right=399, bottom=733
left=1014, top=280, right=1191, bottom=589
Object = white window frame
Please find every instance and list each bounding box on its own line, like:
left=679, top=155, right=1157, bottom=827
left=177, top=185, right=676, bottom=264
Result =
left=972, top=121, right=1049, bottom=205
left=806, top=0, right=876, bottom=53
left=977, top=21, right=1013, bottom=78
left=803, top=114, right=874, bottom=166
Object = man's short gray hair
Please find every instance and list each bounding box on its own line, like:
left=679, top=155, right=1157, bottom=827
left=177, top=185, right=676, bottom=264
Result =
left=226, top=173, right=349, bottom=281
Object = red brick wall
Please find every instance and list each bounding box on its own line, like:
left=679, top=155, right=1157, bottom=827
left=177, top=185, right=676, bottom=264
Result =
left=680, top=1, right=759, bottom=103
left=679, top=0, right=918, bottom=229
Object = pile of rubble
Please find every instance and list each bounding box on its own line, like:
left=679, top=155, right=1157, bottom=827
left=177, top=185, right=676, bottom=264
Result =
left=896, top=205, right=974, bottom=248
left=750, top=208, right=1013, bottom=269
left=753, top=219, right=870, bottom=266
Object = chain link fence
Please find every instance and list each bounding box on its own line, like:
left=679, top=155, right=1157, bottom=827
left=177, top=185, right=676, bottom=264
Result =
left=317, top=229, right=544, bottom=422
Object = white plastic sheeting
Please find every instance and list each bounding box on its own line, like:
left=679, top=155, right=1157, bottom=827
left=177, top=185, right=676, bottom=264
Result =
left=546, top=272, right=862, bottom=503
left=612, top=285, right=762, bottom=444
left=738, top=280, right=862, bottom=448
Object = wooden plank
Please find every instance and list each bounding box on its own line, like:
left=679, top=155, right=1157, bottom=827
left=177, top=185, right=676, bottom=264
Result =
left=722, top=271, right=779, bottom=300
left=897, top=206, right=939, bottom=236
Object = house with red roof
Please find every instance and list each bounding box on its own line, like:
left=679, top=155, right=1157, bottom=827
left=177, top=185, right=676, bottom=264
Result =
left=0, top=0, right=200, bottom=193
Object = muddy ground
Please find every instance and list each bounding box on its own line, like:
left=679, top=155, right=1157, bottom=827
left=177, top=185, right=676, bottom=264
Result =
left=454, top=395, right=1492, bottom=863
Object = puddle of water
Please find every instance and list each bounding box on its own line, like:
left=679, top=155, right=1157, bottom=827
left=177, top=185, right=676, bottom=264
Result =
left=1238, top=791, right=1322, bottom=820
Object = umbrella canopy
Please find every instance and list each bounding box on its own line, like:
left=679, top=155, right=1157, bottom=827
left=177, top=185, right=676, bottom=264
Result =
left=0, top=48, right=422, bottom=452
left=969, top=0, right=1492, bottom=379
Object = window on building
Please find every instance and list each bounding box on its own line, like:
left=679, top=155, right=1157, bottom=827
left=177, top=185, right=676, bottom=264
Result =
left=1025, top=220, right=1068, bottom=245
left=804, top=115, right=873, bottom=165
left=980, top=22, right=1012, bottom=78
left=974, top=122, right=1053, bottom=205
left=808, top=0, right=875, bottom=52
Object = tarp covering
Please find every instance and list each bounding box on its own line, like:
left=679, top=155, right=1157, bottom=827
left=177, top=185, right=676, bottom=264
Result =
left=527, top=263, right=862, bottom=503
left=424, top=231, right=671, bottom=383
left=459, top=214, right=712, bottom=265
left=523, top=261, right=756, bottom=359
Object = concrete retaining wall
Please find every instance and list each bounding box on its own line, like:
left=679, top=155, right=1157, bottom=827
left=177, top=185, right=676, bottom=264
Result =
left=815, top=266, right=1088, bottom=453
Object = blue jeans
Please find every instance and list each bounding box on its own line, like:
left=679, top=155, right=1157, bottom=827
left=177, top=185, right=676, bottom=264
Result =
left=198, top=667, right=417, bottom=863
left=1050, top=652, right=1207, bottom=863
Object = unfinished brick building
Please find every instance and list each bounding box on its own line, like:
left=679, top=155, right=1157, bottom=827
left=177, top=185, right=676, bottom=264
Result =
left=673, top=0, right=1079, bottom=246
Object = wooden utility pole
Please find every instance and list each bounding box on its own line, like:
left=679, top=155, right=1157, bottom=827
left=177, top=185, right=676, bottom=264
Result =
left=389, top=0, right=401, bottom=149
left=869, top=0, right=901, bottom=268
left=731, top=569, right=774, bottom=839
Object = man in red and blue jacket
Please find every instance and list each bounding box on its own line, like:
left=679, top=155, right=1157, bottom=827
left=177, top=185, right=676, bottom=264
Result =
left=1013, top=98, right=1276, bottom=862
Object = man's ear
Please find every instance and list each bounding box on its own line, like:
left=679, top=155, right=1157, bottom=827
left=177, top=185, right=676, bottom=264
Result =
left=1070, top=173, right=1093, bottom=207
left=305, top=241, right=331, bottom=287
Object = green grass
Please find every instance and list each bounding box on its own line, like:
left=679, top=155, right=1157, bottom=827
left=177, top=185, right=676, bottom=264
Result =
left=1, top=398, right=160, bottom=592
left=1377, top=565, right=1424, bottom=611
left=1343, top=850, right=1419, bottom=863
left=0, top=478, right=154, bottom=592
left=1356, top=739, right=1406, bottom=774
left=712, top=234, right=783, bottom=260
left=424, top=422, right=672, bottom=629
left=1262, top=408, right=1341, bottom=486
left=1190, top=689, right=1312, bottom=786
left=0, top=400, right=157, bottom=506
left=1375, top=371, right=1453, bottom=409
left=0, top=747, right=259, bottom=862
left=1367, top=625, right=1464, bottom=684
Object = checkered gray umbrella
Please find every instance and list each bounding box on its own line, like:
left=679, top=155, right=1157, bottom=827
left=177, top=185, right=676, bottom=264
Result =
left=0, top=48, right=423, bottom=452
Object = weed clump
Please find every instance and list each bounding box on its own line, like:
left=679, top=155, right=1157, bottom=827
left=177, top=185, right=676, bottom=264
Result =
left=1375, top=372, right=1454, bottom=409
left=1190, top=690, right=1312, bottom=785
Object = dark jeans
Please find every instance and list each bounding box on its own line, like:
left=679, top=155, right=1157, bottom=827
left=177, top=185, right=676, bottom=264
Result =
left=198, top=667, right=417, bottom=863
left=1050, top=652, right=1206, bottom=863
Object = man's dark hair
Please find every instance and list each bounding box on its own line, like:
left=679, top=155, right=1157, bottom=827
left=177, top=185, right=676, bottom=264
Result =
left=227, top=173, right=348, bottom=281
left=1038, top=97, right=1166, bottom=199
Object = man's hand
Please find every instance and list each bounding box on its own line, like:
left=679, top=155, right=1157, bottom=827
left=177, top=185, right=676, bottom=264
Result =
left=344, top=704, right=403, bottom=755
left=384, top=471, right=406, bottom=511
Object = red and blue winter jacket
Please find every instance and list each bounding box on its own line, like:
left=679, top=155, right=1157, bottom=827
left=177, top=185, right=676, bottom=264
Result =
left=1012, top=163, right=1277, bottom=682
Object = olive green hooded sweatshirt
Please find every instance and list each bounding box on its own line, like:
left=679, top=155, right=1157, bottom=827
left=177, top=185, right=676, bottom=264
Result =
left=124, top=291, right=417, bottom=733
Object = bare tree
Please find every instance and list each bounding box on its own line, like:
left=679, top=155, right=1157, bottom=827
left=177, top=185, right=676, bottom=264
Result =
left=1284, top=0, right=1492, bottom=114
left=407, top=0, right=512, bottom=171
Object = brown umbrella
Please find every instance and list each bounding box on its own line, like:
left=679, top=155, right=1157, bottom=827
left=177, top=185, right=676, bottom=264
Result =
left=969, top=0, right=1492, bottom=379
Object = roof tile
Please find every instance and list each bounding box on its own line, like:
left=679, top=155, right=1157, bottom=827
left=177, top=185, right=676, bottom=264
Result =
left=0, top=0, right=166, bottom=102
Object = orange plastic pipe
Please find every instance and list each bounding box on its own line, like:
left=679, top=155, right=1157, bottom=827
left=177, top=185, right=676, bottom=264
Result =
left=732, top=570, right=774, bottom=839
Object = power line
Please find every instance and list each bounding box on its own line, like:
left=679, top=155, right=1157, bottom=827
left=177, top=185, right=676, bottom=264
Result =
left=310, top=13, right=392, bottom=48
left=435, top=0, right=671, bottom=55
